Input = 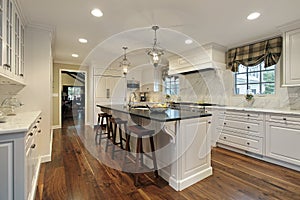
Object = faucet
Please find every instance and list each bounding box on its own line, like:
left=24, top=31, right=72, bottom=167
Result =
left=128, top=92, right=137, bottom=107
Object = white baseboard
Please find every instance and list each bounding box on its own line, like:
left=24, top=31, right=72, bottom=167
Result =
left=169, top=167, right=213, bottom=191
left=51, top=125, right=61, bottom=129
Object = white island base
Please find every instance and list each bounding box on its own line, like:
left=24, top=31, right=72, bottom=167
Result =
left=156, top=117, right=212, bottom=191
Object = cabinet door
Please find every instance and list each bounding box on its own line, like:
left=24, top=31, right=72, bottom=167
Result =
left=283, top=28, right=300, bottom=86
left=0, top=141, right=13, bottom=200
left=266, top=122, right=300, bottom=166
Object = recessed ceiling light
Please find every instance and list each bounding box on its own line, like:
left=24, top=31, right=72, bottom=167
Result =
left=247, top=12, right=261, bottom=20
left=72, top=54, right=79, bottom=58
left=91, top=8, right=103, bottom=17
left=185, top=39, right=193, bottom=44
left=79, top=38, right=88, bottom=43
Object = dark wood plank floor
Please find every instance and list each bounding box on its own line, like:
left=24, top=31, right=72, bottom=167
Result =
left=35, top=119, right=300, bottom=200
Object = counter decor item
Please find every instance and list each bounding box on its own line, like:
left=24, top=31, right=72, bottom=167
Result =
left=245, top=93, right=254, bottom=107
left=1, top=97, right=23, bottom=116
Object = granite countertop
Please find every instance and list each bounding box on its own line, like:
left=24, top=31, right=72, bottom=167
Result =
left=97, top=104, right=211, bottom=122
left=0, top=111, right=41, bottom=135
left=210, top=106, right=300, bottom=115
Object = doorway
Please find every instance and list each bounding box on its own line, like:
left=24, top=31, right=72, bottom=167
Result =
left=59, top=69, right=87, bottom=127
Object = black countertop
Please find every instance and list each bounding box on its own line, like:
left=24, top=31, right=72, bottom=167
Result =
left=97, top=104, right=212, bottom=122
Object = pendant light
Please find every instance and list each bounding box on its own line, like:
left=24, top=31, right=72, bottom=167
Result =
left=120, top=46, right=130, bottom=75
left=147, top=25, right=164, bottom=67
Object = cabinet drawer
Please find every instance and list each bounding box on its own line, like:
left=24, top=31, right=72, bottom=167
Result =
left=218, top=132, right=263, bottom=154
left=267, top=113, right=300, bottom=124
left=219, top=110, right=264, bottom=121
left=220, top=119, right=264, bottom=137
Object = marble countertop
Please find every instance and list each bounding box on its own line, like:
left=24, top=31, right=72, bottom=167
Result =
left=210, top=106, right=300, bottom=115
left=97, top=104, right=211, bottom=122
left=0, top=111, right=41, bottom=135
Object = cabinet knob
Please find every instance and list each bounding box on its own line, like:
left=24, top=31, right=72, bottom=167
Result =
left=247, top=126, right=250, bottom=129
left=39, top=117, right=42, bottom=120
left=283, top=118, right=287, bottom=121
left=247, top=114, right=250, bottom=117
left=31, top=144, right=36, bottom=149
left=224, top=122, right=227, bottom=125
left=208, top=121, right=211, bottom=124
left=38, top=130, right=41, bottom=133
left=247, top=142, right=250, bottom=145
left=37, top=121, right=40, bottom=123
left=20, top=74, right=24, bottom=77
left=29, top=132, right=33, bottom=136
left=34, top=125, right=37, bottom=129
left=223, top=136, right=227, bottom=140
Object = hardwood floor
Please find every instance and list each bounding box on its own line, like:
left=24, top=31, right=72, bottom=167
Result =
left=35, top=119, right=300, bottom=200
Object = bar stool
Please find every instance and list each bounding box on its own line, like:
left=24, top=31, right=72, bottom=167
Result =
left=105, top=117, right=128, bottom=159
left=95, top=113, right=112, bottom=145
left=123, top=125, right=158, bottom=186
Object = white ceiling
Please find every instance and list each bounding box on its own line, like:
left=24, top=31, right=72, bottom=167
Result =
left=17, top=0, right=300, bottom=66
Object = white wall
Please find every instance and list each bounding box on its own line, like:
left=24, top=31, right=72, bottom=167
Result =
left=19, top=26, right=53, bottom=162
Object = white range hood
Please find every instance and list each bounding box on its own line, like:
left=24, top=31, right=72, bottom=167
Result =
left=168, top=43, right=226, bottom=75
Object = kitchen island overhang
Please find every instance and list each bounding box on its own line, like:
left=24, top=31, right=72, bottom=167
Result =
left=97, top=104, right=212, bottom=191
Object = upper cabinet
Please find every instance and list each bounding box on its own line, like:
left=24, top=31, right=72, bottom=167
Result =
left=0, top=0, right=25, bottom=85
left=168, top=43, right=226, bottom=75
left=280, top=21, right=300, bottom=87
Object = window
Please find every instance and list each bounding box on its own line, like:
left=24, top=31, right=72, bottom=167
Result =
left=235, top=61, right=275, bottom=95
left=164, top=76, right=179, bottom=95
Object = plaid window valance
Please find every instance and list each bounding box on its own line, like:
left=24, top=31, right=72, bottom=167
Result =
left=226, top=36, right=283, bottom=72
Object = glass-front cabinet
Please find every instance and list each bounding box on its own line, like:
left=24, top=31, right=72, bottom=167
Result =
left=0, top=0, right=25, bottom=84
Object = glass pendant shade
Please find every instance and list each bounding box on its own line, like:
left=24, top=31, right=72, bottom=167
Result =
left=120, top=46, right=130, bottom=75
left=147, top=25, right=164, bottom=67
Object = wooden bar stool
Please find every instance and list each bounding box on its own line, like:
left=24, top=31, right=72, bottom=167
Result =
left=105, top=117, right=128, bottom=159
left=95, top=113, right=112, bottom=145
left=123, top=125, right=158, bottom=186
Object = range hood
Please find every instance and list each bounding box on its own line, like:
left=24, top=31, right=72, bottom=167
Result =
left=168, top=43, right=226, bottom=75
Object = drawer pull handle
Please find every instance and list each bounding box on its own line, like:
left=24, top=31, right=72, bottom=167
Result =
left=247, top=142, right=250, bottom=145
left=31, top=144, right=36, bottom=149
left=283, top=118, right=287, bottom=121
left=29, top=132, right=33, bottom=136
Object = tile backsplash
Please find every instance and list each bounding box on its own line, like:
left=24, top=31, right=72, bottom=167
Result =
left=178, top=69, right=300, bottom=110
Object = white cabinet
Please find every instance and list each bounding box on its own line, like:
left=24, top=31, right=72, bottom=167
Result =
left=0, top=0, right=25, bottom=85
left=0, top=112, right=41, bottom=200
left=266, top=113, right=300, bottom=166
left=0, top=141, right=13, bottom=200
left=157, top=117, right=212, bottom=191
left=282, top=28, right=300, bottom=86
left=216, top=109, right=265, bottom=154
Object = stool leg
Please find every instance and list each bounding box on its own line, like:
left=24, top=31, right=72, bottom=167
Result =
left=122, top=132, right=131, bottom=171
left=105, top=123, right=112, bottom=152
left=112, top=123, right=117, bottom=159
left=119, top=125, right=124, bottom=149
left=149, top=136, right=158, bottom=177
left=135, top=138, right=142, bottom=186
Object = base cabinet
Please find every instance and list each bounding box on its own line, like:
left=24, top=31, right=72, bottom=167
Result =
left=0, top=141, right=13, bottom=200
left=266, top=114, right=300, bottom=166
left=0, top=112, right=41, bottom=200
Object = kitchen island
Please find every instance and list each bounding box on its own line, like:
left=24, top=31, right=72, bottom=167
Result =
left=97, top=104, right=212, bottom=191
